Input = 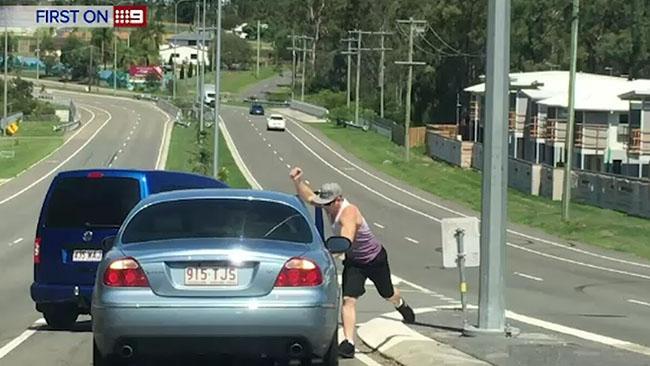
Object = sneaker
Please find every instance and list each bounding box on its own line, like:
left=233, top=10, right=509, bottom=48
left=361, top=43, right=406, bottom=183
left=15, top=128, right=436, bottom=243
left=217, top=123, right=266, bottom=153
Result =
left=338, top=340, right=355, bottom=358
left=396, top=301, right=416, bottom=324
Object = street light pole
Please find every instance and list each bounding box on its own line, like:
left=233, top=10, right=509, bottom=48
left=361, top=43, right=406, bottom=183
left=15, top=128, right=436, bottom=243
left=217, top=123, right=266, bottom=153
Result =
left=4, top=26, right=8, bottom=120
left=213, top=0, right=222, bottom=178
left=173, top=0, right=191, bottom=100
left=199, top=0, right=206, bottom=133
left=113, top=32, right=117, bottom=95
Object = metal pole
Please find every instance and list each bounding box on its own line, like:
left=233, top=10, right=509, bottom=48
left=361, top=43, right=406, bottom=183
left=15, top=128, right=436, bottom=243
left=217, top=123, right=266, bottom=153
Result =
left=88, top=45, right=93, bottom=92
left=256, top=20, right=260, bottom=78
left=195, top=2, right=200, bottom=106
left=455, top=229, right=468, bottom=325
left=291, top=34, right=296, bottom=100
left=346, top=39, right=352, bottom=108
left=3, top=27, right=7, bottom=120
left=113, top=32, right=117, bottom=95
left=355, top=31, right=362, bottom=126
left=213, top=0, right=222, bottom=178
left=562, top=0, right=580, bottom=221
left=301, top=37, right=306, bottom=101
left=36, top=36, right=40, bottom=81
left=199, top=0, right=206, bottom=133
left=404, top=21, right=414, bottom=161
left=473, top=0, right=510, bottom=334
left=379, top=33, right=385, bottom=118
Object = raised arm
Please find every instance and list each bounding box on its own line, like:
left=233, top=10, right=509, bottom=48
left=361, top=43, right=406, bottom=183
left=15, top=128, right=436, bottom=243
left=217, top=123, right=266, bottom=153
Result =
left=289, top=167, right=316, bottom=205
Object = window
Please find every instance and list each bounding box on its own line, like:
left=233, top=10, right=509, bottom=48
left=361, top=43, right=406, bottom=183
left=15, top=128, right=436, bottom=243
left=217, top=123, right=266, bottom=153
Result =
left=45, top=177, right=141, bottom=228
left=190, top=54, right=197, bottom=60
left=188, top=40, right=197, bottom=46
left=122, top=199, right=313, bottom=244
left=270, top=116, right=284, bottom=121
left=619, top=114, right=628, bottom=124
left=630, top=109, right=641, bottom=128
left=613, top=160, right=622, bottom=175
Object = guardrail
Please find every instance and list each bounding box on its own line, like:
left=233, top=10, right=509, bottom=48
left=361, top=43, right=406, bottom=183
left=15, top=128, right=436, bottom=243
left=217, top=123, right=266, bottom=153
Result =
left=289, top=100, right=329, bottom=118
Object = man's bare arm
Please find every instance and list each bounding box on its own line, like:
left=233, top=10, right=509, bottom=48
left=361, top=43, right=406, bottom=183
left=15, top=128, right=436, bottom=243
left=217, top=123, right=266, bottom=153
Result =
left=289, top=167, right=316, bottom=204
left=338, top=206, right=359, bottom=243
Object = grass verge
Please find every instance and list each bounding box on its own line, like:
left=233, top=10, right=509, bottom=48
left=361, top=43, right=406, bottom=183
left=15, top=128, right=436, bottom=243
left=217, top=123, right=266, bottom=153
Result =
left=311, top=122, right=650, bottom=260
left=166, top=121, right=249, bottom=189
left=0, top=120, right=64, bottom=179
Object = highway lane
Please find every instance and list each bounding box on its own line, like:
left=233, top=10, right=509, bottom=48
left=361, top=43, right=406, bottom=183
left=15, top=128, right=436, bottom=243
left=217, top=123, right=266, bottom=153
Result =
left=219, top=105, right=650, bottom=354
left=0, top=93, right=383, bottom=366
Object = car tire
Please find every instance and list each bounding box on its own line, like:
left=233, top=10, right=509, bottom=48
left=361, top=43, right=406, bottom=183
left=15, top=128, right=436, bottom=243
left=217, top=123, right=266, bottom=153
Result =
left=321, top=331, right=339, bottom=366
left=43, top=304, right=78, bottom=330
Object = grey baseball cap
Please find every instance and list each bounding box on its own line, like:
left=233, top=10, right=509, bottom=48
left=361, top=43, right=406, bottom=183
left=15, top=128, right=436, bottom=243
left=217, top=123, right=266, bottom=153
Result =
left=313, top=182, right=342, bottom=205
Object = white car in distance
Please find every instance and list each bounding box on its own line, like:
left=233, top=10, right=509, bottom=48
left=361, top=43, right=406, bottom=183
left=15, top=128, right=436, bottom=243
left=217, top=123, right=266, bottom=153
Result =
left=267, top=114, right=286, bottom=131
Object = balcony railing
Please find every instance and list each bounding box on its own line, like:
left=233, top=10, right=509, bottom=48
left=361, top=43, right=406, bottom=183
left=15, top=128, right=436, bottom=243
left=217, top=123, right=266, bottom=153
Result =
left=629, top=128, right=650, bottom=155
left=508, top=111, right=525, bottom=132
left=529, top=116, right=546, bottom=139
left=545, top=119, right=609, bottom=150
left=546, top=118, right=567, bottom=143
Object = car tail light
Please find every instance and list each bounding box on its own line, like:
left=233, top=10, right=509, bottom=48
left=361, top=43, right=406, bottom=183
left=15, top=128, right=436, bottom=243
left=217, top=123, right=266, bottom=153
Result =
left=33, top=237, right=41, bottom=264
left=87, top=171, right=104, bottom=178
left=103, top=257, right=149, bottom=287
left=274, top=258, right=323, bottom=287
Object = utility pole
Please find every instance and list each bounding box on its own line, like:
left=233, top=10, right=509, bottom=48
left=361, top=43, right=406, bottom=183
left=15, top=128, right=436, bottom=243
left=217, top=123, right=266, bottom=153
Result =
left=373, top=31, right=393, bottom=119
left=348, top=30, right=372, bottom=126
left=562, top=0, right=580, bottom=221
left=35, top=36, right=40, bottom=82
left=195, top=2, right=200, bottom=107
left=113, top=32, right=117, bottom=95
left=395, top=19, right=426, bottom=162
left=287, top=34, right=297, bottom=100
left=298, top=35, right=314, bottom=101
left=256, top=20, right=261, bottom=78
left=88, top=45, right=94, bottom=93
left=213, top=0, right=222, bottom=178
left=199, top=0, right=206, bottom=133
left=465, top=0, right=511, bottom=336
left=340, top=37, right=356, bottom=109
left=3, top=26, right=8, bottom=120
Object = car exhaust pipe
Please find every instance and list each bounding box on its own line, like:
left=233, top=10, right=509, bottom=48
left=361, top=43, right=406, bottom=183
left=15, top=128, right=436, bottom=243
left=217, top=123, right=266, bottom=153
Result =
left=289, top=342, right=304, bottom=356
left=120, top=345, right=134, bottom=359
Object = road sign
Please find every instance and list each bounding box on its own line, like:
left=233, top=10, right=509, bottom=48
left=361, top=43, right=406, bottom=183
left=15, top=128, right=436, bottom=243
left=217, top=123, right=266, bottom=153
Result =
left=441, top=217, right=480, bottom=268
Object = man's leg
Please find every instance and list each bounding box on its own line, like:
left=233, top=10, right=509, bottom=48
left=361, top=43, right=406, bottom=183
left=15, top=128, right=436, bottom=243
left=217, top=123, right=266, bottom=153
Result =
left=341, top=296, right=357, bottom=343
left=339, top=264, right=366, bottom=358
left=366, top=251, right=415, bottom=323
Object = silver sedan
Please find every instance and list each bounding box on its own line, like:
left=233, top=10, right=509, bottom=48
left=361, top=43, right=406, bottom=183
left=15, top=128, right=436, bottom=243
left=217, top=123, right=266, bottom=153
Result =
left=91, top=189, right=350, bottom=365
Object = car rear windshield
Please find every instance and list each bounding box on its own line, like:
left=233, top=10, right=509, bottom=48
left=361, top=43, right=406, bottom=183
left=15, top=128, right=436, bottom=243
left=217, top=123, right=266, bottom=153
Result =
left=271, top=116, right=283, bottom=120
left=44, top=177, right=141, bottom=228
left=122, top=199, right=313, bottom=244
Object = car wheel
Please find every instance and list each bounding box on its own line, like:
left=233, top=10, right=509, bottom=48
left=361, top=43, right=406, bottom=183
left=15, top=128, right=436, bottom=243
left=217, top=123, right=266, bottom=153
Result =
left=43, top=304, right=78, bottom=330
left=322, top=331, right=339, bottom=366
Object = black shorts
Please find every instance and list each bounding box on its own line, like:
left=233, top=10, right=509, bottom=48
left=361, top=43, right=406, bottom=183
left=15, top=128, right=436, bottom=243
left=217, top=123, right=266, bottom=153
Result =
left=342, top=248, right=394, bottom=299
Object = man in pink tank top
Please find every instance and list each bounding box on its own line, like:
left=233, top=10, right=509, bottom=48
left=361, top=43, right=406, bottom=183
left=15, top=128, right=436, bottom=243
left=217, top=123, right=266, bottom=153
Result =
left=290, top=167, right=415, bottom=359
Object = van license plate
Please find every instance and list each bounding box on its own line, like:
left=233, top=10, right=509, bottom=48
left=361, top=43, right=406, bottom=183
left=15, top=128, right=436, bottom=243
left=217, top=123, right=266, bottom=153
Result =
left=72, top=250, right=103, bottom=262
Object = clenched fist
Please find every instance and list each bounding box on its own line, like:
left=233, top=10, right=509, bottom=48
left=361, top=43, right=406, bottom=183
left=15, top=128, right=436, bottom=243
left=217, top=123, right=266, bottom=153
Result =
left=289, top=167, right=303, bottom=182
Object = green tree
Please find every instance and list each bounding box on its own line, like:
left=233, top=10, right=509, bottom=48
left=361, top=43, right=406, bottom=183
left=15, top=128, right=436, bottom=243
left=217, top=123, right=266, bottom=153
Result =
left=221, top=33, right=253, bottom=69
left=91, top=28, right=113, bottom=69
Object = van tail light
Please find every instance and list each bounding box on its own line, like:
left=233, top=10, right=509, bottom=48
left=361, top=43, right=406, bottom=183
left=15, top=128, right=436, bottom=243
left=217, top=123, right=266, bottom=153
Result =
left=103, top=257, right=149, bottom=287
left=33, top=237, right=41, bottom=264
left=274, top=258, right=323, bottom=287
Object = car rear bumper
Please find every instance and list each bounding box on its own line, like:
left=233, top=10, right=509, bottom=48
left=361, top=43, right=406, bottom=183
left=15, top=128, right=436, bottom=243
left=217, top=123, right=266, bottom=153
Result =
left=267, top=124, right=286, bottom=130
left=92, top=304, right=337, bottom=358
left=31, top=283, right=93, bottom=311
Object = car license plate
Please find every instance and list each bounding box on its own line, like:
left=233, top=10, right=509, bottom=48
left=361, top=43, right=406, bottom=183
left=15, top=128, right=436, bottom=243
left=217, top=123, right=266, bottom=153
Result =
left=72, top=249, right=103, bottom=262
left=185, top=267, right=238, bottom=286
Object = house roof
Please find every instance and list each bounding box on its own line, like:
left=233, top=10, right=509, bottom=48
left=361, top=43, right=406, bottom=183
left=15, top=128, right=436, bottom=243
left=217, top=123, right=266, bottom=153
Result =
left=465, top=71, right=650, bottom=112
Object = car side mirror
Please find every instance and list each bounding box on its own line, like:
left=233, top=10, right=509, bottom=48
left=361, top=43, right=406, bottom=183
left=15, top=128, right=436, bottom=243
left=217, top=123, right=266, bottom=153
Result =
left=101, top=236, right=116, bottom=252
left=325, top=236, right=351, bottom=254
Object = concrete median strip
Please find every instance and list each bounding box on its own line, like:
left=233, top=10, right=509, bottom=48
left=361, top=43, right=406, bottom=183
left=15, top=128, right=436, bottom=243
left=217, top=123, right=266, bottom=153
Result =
left=357, top=315, right=489, bottom=366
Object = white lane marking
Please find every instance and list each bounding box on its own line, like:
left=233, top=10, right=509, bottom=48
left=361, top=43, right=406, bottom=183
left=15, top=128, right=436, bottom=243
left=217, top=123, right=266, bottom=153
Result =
left=218, top=117, right=262, bottom=190
left=10, top=238, right=23, bottom=246
left=123, top=142, right=127, bottom=147
left=373, top=222, right=385, bottom=229
left=0, top=105, right=111, bottom=206
left=155, top=108, right=173, bottom=170
left=405, top=237, right=419, bottom=244
left=262, top=137, right=266, bottom=141
left=510, top=242, right=650, bottom=280
left=287, top=117, right=650, bottom=270
left=0, top=105, right=97, bottom=195
left=279, top=157, right=284, bottom=162
left=285, top=119, right=650, bottom=280
left=627, top=299, right=650, bottom=307
left=0, top=319, right=45, bottom=359
left=108, top=163, right=113, bottom=168
left=273, top=150, right=277, bottom=155
left=286, top=164, right=291, bottom=169
left=118, top=149, right=123, bottom=154
left=268, top=144, right=272, bottom=148
left=506, top=310, right=650, bottom=357
left=126, top=136, right=131, bottom=141
left=514, top=272, right=543, bottom=282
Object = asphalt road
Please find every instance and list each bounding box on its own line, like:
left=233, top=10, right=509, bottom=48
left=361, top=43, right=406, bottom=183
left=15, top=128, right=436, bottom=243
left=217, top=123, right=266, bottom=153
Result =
left=217, top=105, right=650, bottom=356
left=0, top=90, right=386, bottom=366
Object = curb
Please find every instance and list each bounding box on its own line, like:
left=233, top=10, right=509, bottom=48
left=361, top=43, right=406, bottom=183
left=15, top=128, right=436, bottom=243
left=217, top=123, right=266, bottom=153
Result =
left=357, top=311, right=490, bottom=366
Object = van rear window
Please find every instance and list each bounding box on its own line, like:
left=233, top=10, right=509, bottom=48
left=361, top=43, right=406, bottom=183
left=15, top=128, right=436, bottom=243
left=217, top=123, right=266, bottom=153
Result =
left=45, top=177, right=141, bottom=228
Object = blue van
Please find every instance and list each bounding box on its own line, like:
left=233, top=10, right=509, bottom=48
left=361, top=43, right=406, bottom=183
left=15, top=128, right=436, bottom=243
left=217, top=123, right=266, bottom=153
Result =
left=31, top=169, right=228, bottom=329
